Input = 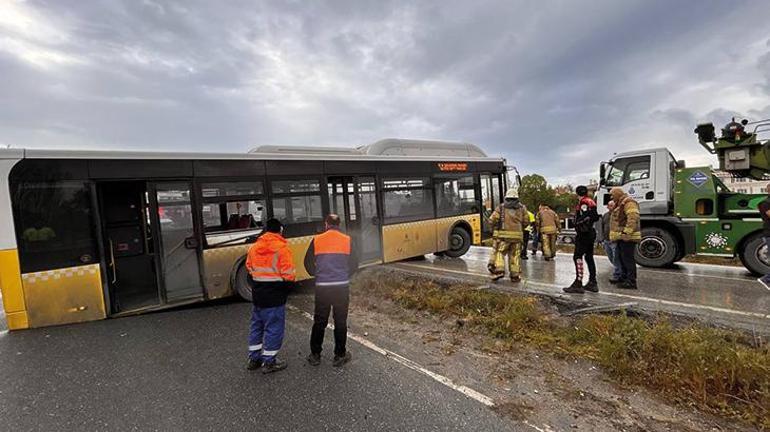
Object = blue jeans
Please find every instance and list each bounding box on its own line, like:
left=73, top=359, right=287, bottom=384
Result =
left=248, top=304, right=286, bottom=363
left=602, top=240, right=623, bottom=280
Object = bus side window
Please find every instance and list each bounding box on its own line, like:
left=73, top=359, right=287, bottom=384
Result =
left=13, top=181, right=98, bottom=273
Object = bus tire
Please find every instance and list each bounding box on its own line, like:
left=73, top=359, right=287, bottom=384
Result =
left=635, top=227, right=678, bottom=268
left=444, top=226, right=471, bottom=258
left=234, top=264, right=253, bottom=302
left=738, top=233, right=770, bottom=276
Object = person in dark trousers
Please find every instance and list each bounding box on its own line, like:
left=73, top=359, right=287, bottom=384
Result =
left=759, top=185, right=770, bottom=290
left=245, top=218, right=296, bottom=373
left=521, top=210, right=535, bottom=260
left=563, top=185, right=600, bottom=293
left=609, top=187, right=641, bottom=289
left=305, top=214, right=359, bottom=367
left=597, top=200, right=624, bottom=283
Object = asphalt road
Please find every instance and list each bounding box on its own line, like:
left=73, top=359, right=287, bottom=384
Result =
left=0, top=299, right=522, bottom=432
left=393, top=247, right=770, bottom=334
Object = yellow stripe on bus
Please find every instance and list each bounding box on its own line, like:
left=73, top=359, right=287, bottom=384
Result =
left=0, top=249, right=29, bottom=330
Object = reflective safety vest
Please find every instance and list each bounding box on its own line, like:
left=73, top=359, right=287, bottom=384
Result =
left=246, top=232, right=296, bottom=282
left=313, top=228, right=352, bottom=287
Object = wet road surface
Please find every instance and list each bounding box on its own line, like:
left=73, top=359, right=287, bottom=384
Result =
left=393, top=247, right=770, bottom=334
left=0, top=299, right=525, bottom=432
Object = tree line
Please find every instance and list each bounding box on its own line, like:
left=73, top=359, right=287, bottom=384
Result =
left=518, top=174, right=579, bottom=214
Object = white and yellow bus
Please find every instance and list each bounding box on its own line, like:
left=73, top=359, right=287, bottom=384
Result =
left=0, top=139, right=506, bottom=330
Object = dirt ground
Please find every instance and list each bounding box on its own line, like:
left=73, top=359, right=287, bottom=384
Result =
left=291, top=270, right=758, bottom=432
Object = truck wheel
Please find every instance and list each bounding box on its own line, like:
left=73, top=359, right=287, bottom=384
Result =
left=635, top=227, right=678, bottom=268
left=444, top=226, right=472, bottom=258
left=738, top=233, right=770, bottom=276
left=234, top=264, right=253, bottom=302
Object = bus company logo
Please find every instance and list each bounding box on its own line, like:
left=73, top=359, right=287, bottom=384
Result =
left=688, top=171, right=709, bottom=188
left=437, top=162, right=468, bottom=172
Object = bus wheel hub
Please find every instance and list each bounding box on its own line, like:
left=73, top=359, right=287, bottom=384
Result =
left=450, top=234, right=463, bottom=249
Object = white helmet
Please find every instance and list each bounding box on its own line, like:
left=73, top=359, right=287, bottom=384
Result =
left=505, top=188, right=519, bottom=199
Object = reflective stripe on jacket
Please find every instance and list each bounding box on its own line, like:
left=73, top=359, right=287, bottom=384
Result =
left=246, top=232, right=296, bottom=282
left=488, top=204, right=529, bottom=241
left=609, top=196, right=642, bottom=242
left=306, top=228, right=354, bottom=286
left=536, top=208, right=560, bottom=234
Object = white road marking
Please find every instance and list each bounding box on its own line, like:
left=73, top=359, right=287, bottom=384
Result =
left=288, top=305, right=496, bottom=405
left=395, top=262, right=770, bottom=320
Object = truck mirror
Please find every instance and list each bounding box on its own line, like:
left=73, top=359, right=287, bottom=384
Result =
left=599, top=162, right=606, bottom=180
left=676, top=160, right=686, bottom=168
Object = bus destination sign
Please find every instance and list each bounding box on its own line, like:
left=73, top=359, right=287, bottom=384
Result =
left=437, top=162, right=468, bottom=172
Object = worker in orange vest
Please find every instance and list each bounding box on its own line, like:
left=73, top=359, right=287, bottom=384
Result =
left=304, top=214, right=359, bottom=367
left=245, top=218, right=296, bottom=373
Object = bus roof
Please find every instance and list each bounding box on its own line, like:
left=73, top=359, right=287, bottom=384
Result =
left=0, top=139, right=503, bottom=162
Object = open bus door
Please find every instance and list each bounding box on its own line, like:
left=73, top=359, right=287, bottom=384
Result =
left=327, top=176, right=382, bottom=265
left=98, top=181, right=205, bottom=314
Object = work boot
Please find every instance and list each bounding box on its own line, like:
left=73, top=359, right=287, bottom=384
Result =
left=562, top=279, right=584, bottom=294
left=583, top=279, right=599, bottom=293
left=544, top=257, right=551, bottom=262
left=608, top=278, right=622, bottom=284
left=619, top=281, right=638, bottom=290
left=307, top=353, right=321, bottom=366
left=490, top=273, right=505, bottom=282
left=262, top=359, right=288, bottom=374
left=521, top=254, right=529, bottom=260
left=246, top=358, right=262, bottom=370
left=510, top=275, right=521, bottom=283
left=332, top=352, right=352, bottom=367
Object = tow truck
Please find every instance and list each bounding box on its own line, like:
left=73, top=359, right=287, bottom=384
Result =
left=596, top=117, right=770, bottom=275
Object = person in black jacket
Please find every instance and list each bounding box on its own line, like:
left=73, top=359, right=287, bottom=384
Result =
left=564, top=186, right=600, bottom=293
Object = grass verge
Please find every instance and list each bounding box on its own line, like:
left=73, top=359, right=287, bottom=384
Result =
left=355, top=272, right=770, bottom=429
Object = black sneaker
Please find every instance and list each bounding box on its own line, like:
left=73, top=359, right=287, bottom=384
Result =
left=583, top=280, right=599, bottom=293
left=307, top=353, right=321, bottom=366
left=608, top=278, right=622, bottom=284
left=521, top=255, right=528, bottom=260
left=246, top=358, right=262, bottom=370
left=262, top=359, right=288, bottom=374
left=544, top=257, right=551, bottom=261
left=619, top=281, right=638, bottom=290
left=562, top=280, right=584, bottom=294
left=332, top=352, right=352, bottom=367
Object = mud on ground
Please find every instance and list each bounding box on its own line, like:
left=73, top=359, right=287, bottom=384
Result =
left=291, top=268, right=757, bottom=432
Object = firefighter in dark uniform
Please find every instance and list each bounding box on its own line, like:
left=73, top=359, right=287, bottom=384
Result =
left=563, top=185, right=600, bottom=293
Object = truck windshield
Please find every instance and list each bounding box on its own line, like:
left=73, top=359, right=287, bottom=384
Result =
left=605, top=156, right=650, bottom=186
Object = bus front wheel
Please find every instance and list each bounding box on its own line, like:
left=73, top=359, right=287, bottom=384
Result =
left=234, top=264, right=253, bottom=302
left=444, top=226, right=471, bottom=258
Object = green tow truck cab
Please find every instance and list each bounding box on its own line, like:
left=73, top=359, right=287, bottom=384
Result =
left=596, top=118, right=770, bottom=275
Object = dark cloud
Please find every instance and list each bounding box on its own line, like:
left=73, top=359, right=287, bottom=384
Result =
left=1, top=0, right=769, bottom=183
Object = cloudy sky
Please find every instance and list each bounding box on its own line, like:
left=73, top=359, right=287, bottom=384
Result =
left=1, top=0, right=769, bottom=184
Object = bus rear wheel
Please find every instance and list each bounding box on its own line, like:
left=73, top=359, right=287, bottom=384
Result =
left=738, top=233, right=770, bottom=276
left=444, top=226, right=471, bottom=258
left=234, top=263, right=253, bottom=302
left=635, top=227, right=678, bottom=268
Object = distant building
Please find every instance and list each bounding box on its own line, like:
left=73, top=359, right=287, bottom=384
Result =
left=713, top=171, right=770, bottom=194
